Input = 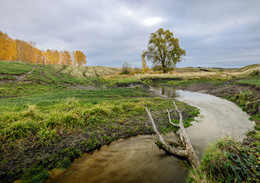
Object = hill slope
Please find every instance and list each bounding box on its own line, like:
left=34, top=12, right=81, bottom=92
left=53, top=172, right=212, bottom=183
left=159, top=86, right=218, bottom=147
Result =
left=0, top=60, right=200, bottom=183
left=0, top=61, right=122, bottom=97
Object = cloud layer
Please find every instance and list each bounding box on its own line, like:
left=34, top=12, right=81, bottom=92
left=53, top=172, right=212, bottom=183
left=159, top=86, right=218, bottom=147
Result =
left=1, top=0, right=259, bottom=67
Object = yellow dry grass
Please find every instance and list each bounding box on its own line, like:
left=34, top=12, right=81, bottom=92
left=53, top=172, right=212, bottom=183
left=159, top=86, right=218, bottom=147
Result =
left=61, top=65, right=122, bottom=78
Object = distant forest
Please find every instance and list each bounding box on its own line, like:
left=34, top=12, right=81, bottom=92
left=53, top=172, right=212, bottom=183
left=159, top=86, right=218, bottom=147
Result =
left=0, top=31, right=87, bottom=66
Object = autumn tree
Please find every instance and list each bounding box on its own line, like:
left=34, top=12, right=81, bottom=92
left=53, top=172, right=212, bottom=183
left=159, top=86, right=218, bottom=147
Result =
left=146, top=28, right=186, bottom=73
left=73, top=51, right=86, bottom=66
left=0, top=31, right=17, bottom=61
left=0, top=30, right=87, bottom=66
left=53, top=50, right=60, bottom=65
left=44, top=49, right=54, bottom=64
left=141, top=50, right=149, bottom=72
left=15, top=39, right=42, bottom=63
left=15, top=39, right=25, bottom=62
left=35, top=49, right=44, bottom=64
left=60, top=51, right=72, bottom=65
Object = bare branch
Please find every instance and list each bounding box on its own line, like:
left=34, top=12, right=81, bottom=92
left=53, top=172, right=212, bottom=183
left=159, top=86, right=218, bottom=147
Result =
left=167, top=109, right=180, bottom=127
left=172, top=100, right=200, bottom=169
left=145, top=107, right=188, bottom=157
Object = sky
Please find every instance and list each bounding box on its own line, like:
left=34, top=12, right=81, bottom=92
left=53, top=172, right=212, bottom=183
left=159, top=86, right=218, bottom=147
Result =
left=0, top=0, right=260, bottom=68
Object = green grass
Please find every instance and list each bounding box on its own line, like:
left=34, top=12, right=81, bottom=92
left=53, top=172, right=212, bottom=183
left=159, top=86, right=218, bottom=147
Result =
left=30, top=65, right=88, bottom=85
left=0, top=88, right=195, bottom=147
left=0, top=61, right=33, bottom=74
left=0, top=82, right=64, bottom=98
left=187, top=136, right=260, bottom=183
left=236, top=76, right=260, bottom=87
left=0, top=87, right=199, bottom=182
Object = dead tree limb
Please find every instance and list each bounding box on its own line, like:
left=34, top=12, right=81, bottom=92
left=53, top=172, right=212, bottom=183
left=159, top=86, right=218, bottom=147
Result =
left=145, top=101, right=200, bottom=169
left=172, top=100, right=200, bottom=169
left=145, top=107, right=188, bottom=157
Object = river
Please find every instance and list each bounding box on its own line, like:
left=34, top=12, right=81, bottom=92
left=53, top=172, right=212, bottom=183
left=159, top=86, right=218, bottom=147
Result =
left=46, top=87, right=254, bottom=183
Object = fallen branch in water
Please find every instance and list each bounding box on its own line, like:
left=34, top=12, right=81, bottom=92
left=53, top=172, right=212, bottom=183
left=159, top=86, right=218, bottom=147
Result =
left=145, top=100, right=200, bottom=169
left=145, top=107, right=188, bottom=157
left=172, top=100, right=200, bottom=169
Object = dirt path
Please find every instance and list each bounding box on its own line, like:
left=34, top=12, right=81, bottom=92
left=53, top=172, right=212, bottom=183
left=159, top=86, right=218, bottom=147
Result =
left=34, top=67, right=51, bottom=82
left=13, top=67, right=36, bottom=87
left=57, top=66, right=66, bottom=78
left=15, top=67, right=35, bottom=83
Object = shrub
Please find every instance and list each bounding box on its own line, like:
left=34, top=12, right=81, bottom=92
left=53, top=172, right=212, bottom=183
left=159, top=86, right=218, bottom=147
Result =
left=122, top=61, right=131, bottom=74
left=196, top=136, right=260, bottom=183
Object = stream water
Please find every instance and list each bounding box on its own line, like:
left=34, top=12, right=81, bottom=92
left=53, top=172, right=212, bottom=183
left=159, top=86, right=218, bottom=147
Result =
left=46, top=87, right=254, bottom=183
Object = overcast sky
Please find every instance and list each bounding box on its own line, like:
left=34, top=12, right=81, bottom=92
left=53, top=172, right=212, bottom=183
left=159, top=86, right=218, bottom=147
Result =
left=1, top=0, right=259, bottom=68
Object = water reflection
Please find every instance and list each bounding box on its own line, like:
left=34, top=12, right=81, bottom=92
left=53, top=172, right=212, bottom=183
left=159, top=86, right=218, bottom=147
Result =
left=150, top=85, right=178, bottom=98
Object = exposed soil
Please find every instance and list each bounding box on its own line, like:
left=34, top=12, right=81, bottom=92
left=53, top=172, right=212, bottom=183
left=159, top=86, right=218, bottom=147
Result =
left=68, top=85, right=99, bottom=90
left=57, top=66, right=66, bottom=78
left=15, top=67, right=35, bottom=83
left=116, top=82, right=150, bottom=90
left=34, top=67, right=51, bottom=81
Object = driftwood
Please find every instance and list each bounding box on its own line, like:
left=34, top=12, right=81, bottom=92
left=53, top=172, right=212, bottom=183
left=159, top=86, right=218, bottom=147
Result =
left=145, top=100, right=200, bottom=169
left=145, top=107, right=188, bottom=157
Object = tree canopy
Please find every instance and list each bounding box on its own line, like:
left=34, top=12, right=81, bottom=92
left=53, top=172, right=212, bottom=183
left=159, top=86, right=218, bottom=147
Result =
left=146, top=28, right=185, bottom=73
left=0, top=30, right=86, bottom=66
left=73, top=50, right=87, bottom=66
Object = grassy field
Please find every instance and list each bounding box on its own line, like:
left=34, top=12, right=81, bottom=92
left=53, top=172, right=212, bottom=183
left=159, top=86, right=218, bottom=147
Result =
left=0, top=60, right=259, bottom=183
left=0, top=61, right=200, bottom=183
left=0, top=61, right=121, bottom=98
left=0, top=61, right=33, bottom=74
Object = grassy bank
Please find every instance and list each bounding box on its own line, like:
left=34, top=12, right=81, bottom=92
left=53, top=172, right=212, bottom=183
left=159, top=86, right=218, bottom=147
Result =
left=1, top=60, right=259, bottom=183
left=141, top=66, right=259, bottom=182
left=0, top=87, right=199, bottom=183
left=0, top=61, right=200, bottom=183
left=187, top=136, right=259, bottom=183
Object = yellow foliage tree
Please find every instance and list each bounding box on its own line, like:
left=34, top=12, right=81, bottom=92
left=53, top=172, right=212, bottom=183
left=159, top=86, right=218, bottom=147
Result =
left=44, top=50, right=54, bottom=64
left=0, top=30, right=87, bottom=66
left=73, top=51, right=87, bottom=66
left=53, top=50, right=60, bottom=65
left=0, top=31, right=17, bottom=61
left=60, top=51, right=72, bottom=65
left=142, top=50, right=149, bottom=72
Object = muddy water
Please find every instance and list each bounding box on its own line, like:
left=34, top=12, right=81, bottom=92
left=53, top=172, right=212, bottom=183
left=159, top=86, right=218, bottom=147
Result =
left=46, top=135, right=188, bottom=183
left=151, top=86, right=255, bottom=158
left=47, top=87, right=254, bottom=183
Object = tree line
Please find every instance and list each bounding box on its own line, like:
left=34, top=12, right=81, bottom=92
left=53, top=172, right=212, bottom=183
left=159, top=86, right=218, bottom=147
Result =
left=0, top=31, right=87, bottom=66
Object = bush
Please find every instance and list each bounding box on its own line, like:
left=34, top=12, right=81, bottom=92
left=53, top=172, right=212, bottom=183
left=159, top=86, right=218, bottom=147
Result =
left=122, top=61, right=131, bottom=74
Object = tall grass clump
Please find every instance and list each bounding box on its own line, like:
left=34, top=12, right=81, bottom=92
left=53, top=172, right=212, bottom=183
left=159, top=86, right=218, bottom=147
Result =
left=188, top=136, right=260, bottom=183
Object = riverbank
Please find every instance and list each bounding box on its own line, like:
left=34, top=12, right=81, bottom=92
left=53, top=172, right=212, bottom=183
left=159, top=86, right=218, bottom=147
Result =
left=45, top=87, right=256, bottom=183
left=152, top=80, right=259, bottom=182
left=0, top=87, right=199, bottom=183
left=1, top=61, right=259, bottom=182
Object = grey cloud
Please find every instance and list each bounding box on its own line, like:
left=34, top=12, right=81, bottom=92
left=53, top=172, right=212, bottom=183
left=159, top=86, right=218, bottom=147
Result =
left=0, top=0, right=259, bottom=67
